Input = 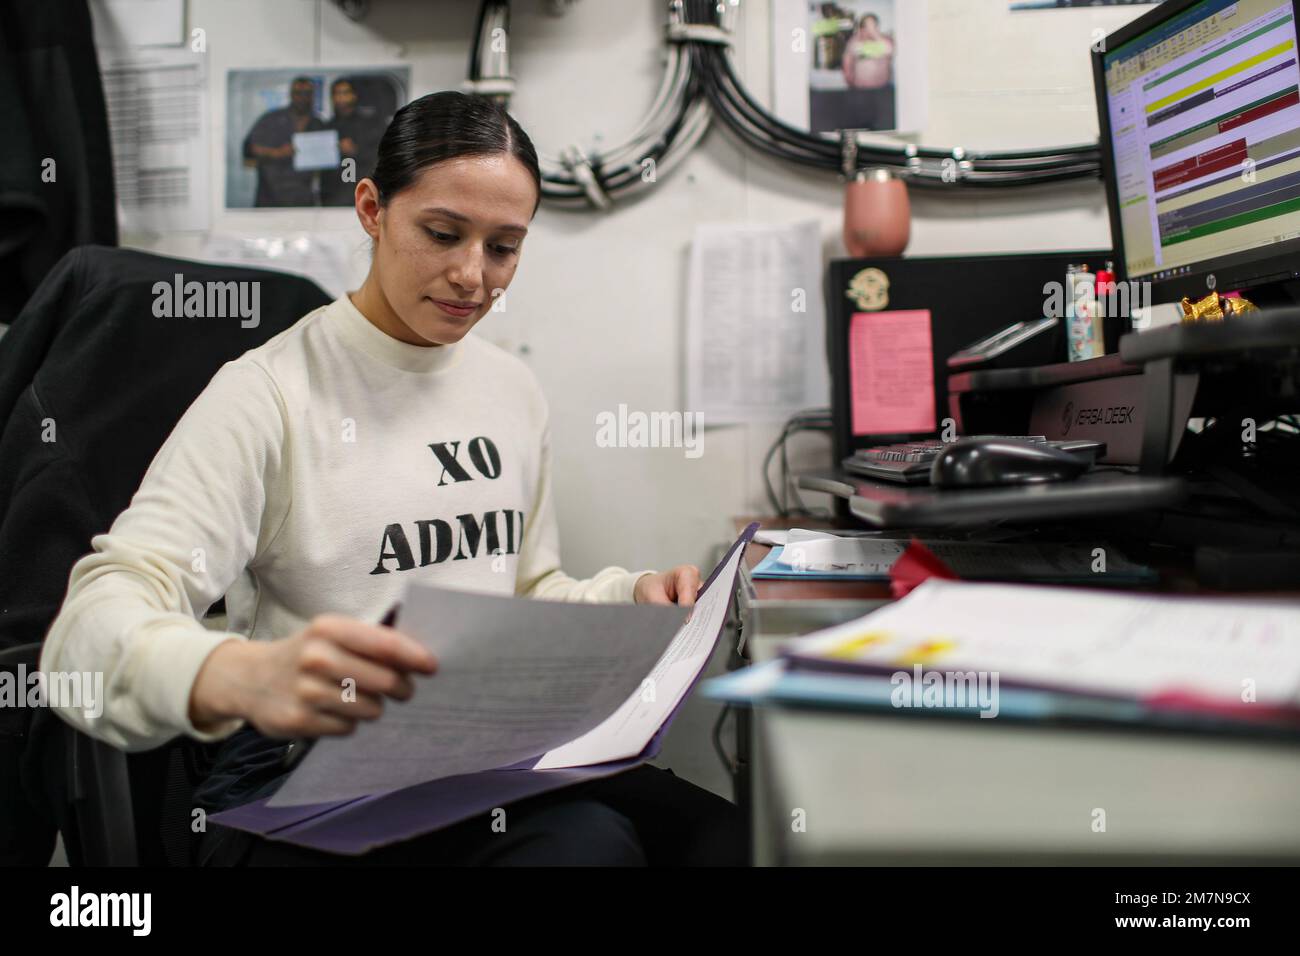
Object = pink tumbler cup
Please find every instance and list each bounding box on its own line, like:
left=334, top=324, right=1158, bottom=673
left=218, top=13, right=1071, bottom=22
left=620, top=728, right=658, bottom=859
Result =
left=843, top=167, right=911, bottom=258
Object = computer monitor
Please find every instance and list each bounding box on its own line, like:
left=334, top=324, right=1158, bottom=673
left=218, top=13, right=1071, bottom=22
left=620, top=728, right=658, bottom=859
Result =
left=1093, top=0, right=1300, bottom=306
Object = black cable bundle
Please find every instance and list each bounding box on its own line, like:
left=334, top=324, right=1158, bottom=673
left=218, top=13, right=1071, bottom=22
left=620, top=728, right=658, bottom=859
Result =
left=468, top=0, right=1107, bottom=203
left=764, top=408, right=834, bottom=518
left=682, top=0, right=1103, bottom=189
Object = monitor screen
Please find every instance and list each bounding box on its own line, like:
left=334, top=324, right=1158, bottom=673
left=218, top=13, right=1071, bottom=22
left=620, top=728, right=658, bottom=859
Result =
left=1100, top=0, right=1300, bottom=288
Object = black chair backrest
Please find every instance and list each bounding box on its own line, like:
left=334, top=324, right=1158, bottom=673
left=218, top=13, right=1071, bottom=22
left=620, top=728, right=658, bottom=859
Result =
left=0, top=245, right=333, bottom=864
left=0, top=244, right=333, bottom=649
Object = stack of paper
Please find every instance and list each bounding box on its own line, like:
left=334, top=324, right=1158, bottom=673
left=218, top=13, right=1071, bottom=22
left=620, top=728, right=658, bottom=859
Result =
left=706, top=578, right=1300, bottom=734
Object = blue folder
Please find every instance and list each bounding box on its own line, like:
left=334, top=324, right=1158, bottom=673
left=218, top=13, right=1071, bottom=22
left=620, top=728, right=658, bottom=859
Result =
left=702, top=660, right=1300, bottom=741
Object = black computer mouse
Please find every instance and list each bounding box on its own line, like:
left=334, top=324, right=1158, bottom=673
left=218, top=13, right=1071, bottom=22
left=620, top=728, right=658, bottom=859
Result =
left=930, top=438, right=1092, bottom=489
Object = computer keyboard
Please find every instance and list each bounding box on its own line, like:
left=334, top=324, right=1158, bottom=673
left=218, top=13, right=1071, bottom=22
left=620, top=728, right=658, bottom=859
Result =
left=842, top=436, right=1104, bottom=485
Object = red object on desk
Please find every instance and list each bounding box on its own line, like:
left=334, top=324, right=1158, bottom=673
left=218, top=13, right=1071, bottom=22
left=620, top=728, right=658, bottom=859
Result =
left=889, top=539, right=959, bottom=598
left=1144, top=690, right=1300, bottom=727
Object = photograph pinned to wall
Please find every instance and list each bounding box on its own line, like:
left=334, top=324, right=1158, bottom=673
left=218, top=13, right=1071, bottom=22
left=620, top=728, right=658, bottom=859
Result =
left=226, top=66, right=410, bottom=209
left=773, top=1, right=928, bottom=135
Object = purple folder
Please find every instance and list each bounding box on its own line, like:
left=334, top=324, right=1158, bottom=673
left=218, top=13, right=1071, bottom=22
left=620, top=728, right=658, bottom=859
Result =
left=211, top=523, right=758, bottom=855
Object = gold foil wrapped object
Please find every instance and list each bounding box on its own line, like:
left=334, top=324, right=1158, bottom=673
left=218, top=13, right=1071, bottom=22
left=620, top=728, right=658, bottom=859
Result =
left=1179, top=291, right=1260, bottom=323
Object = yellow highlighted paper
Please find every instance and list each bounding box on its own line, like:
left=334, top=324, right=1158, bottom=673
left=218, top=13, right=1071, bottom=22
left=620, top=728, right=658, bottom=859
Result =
left=896, top=639, right=957, bottom=666
left=823, top=631, right=891, bottom=659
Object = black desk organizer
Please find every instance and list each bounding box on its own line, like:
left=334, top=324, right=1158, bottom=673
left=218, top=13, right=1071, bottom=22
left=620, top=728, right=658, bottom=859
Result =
left=809, top=311, right=1300, bottom=558
left=1119, top=308, right=1300, bottom=473
left=801, top=469, right=1186, bottom=530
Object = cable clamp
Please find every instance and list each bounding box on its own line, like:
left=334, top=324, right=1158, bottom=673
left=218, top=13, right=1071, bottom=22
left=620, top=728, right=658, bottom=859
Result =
left=903, top=143, right=922, bottom=178
left=460, top=77, right=517, bottom=97
left=933, top=146, right=971, bottom=182
left=840, top=129, right=859, bottom=178
left=561, top=144, right=612, bottom=210
left=666, top=22, right=733, bottom=46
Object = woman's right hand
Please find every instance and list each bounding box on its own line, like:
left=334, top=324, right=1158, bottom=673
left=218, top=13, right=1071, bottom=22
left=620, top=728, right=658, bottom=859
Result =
left=188, top=614, right=438, bottom=738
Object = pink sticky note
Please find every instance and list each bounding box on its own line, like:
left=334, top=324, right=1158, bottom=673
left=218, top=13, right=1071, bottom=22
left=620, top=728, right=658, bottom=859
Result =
left=848, top=310, right=936, bottom=435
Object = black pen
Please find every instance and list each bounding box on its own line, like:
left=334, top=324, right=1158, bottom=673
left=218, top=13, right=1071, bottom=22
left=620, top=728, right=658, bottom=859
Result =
left=281, top=602, right=403, bottom=770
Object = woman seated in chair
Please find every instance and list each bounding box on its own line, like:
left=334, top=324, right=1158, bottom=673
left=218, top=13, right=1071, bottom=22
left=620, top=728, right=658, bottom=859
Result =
left=39, top=91, right=745, bottom=867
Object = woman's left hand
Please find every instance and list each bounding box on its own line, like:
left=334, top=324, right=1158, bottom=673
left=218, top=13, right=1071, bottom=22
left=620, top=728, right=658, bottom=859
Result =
left=634, top=565, right=701, bottom=607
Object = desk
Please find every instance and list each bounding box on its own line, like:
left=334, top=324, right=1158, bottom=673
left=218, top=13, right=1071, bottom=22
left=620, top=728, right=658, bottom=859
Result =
left=729, top=518, right=1300, bottom=865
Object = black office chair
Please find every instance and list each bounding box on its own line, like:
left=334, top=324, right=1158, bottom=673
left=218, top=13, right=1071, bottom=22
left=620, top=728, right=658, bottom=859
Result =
left=0, top=641, right=174, bottom=866
left=0, top=245, right=332, bottom=865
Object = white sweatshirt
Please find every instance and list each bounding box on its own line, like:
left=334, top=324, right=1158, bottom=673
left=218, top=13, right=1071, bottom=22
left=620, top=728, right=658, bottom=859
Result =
left=39, top=292, right=655, bottom=752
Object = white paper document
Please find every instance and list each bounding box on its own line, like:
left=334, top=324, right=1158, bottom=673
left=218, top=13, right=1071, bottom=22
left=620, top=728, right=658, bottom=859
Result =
left=292, top=130, right=341, bottom=171
left=268, top=528, right=753, bottom=807
left=753, top=528, right=884, bottom=547
left=269, top=593, right=687, bottom=807
left=534, top=538, right=746, bottom=768
left=789, top=579, right=1300, bottom=707
left=91, top=0, right=185, bottom=48
left=755, top=528, right=839, bottom=548
left=99, top=47, right=210, bottom=233
left=685, top=221, right=829, bottom=424
left=776, top=538, right=1151, bottom=579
